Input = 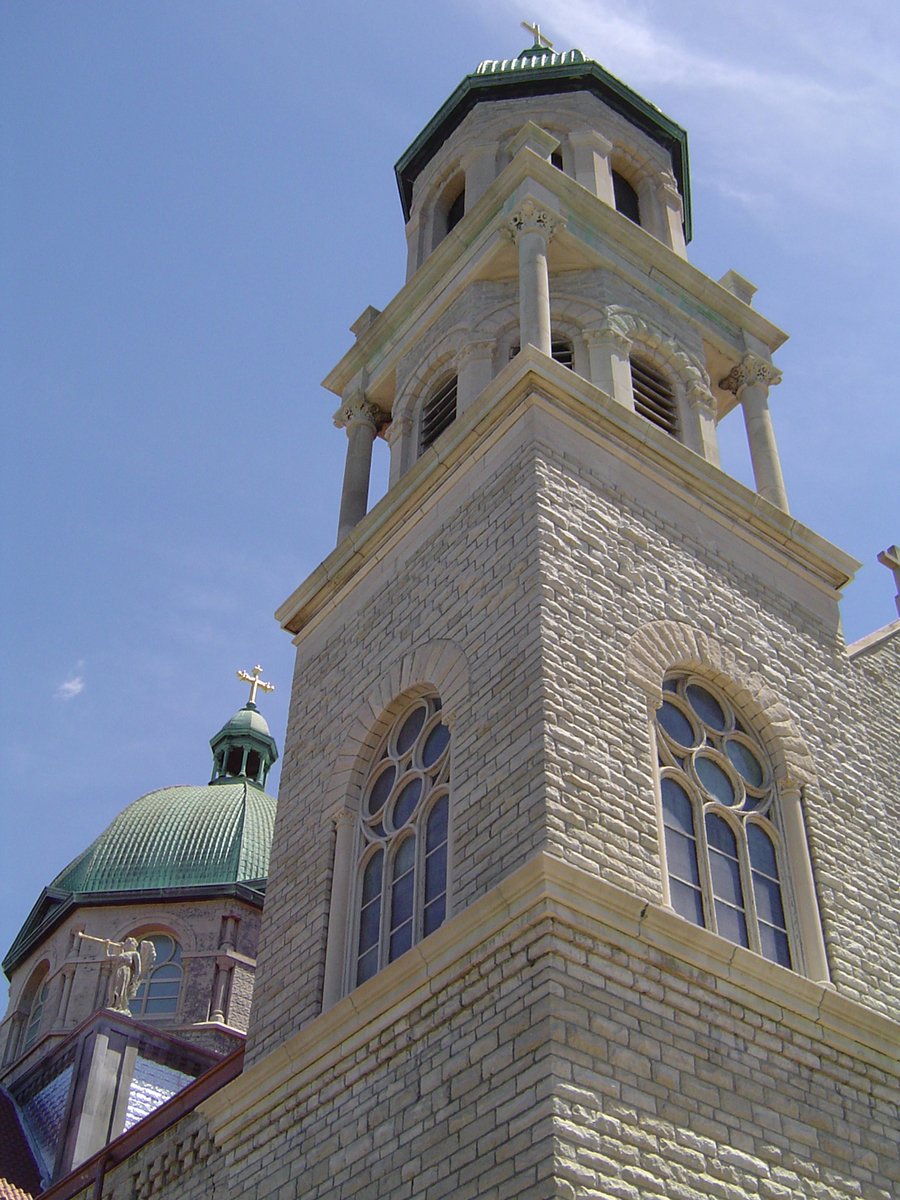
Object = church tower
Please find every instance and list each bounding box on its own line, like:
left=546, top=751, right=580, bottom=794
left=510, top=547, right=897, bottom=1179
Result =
left=34, top=31, right=898, bottom=1200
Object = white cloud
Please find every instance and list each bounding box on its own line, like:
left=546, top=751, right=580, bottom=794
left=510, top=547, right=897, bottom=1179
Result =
left=55, top=661, right=86, bottom=701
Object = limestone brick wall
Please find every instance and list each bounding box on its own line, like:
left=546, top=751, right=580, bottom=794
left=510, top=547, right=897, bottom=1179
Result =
left=527, top=410, right=900, bottom=1017
left=252, top=431, right=552, bottom=1056
left=69, top=885, right=897, bottom=1200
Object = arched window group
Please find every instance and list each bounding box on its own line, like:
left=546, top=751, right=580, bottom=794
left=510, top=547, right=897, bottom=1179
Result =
left=353, top=695, right=451, bottom=987
left=129, top=932, right=182, bottom=1017
left=656, top=673, right=792, bottom=967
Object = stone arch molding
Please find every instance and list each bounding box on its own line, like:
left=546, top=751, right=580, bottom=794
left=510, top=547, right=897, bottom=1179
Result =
left=323, top=638, right=470, bottom=824
left=603, top=306, right=709, bottom=394
left=626, top=620, right=816, bottom=789
left=393, top=328, right=468, bottom=429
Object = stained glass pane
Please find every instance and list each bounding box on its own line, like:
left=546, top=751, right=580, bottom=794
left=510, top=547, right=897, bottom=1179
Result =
left=394, top=836, right=415, bottom=876
left=726, top=739, right=764, bottom=787
left=397, top=707, right=426, bottom=754
left=389, top=921, right=413, bottom=961
left=423, top=895, right=446, bottom=936
left=670, top=878, right=704, bottom=926
left=715, top=901, right=748, bottom=947
left=661, top=777, right=694, bottom=832
left=705, top=813, right=738, bottom=856
left=747, top=824, right=778, bottom=877
left=708, top=845, right=743, bottom=906
left=658, top=702, right=696, bottom=747
left=391, top=872, right=414, bottom=927
left=361, top=852, right=383, bottom=904
left=366, top=766, right=396, bottom=815
left=759, top=923, right=791, bottom=967
left=696, top=755, right=735, bottom=805
left=392, top=778, right=422, bottom=828
left=426, top=796, right=448, bottom=851
left=425, top=844, right=447, bottom=900
left=357, top=946, right=378, bottom=985
left=753, top=873, right=786, bottom=927
left=422, top=723, right=450, bottom=767
left=686, top=684, right=727, bottom=730
left=664, top=828, right=700, bottom=885
left=358, top=898, right=380, bottom=952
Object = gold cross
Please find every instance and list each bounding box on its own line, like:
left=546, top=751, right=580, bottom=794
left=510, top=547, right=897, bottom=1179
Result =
left=237, top=664, right=275, bottom=706
left=521, top=20, right=554, bottom=50
left=877, top=545, right=900, bottom=617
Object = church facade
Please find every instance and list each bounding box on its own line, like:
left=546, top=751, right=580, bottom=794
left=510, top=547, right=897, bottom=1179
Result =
left=12, top=32, right=900, bottom=1200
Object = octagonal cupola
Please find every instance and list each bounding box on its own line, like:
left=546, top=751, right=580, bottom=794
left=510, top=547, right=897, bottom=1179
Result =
left=210, top=664, right=279, bottom=787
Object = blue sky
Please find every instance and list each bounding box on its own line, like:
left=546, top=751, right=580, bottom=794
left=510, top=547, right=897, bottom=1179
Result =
left=2, top=2, right=898, bottom=966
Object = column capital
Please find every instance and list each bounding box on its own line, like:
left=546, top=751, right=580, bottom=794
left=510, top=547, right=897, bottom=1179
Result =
left=567, top=128, right=613, bottom=156
left=456, top=338, right=495, bottom=366
left=719, top=353, right=782, bottom=396
left=333, top=397, right=390, bottom=434
left=584, top=319, right=632, bottom=355
left=382, top=414, right=411, bottom=447
left=686, top=381, right=717, bottom=416
left=507, top=198, right=564, bottom=243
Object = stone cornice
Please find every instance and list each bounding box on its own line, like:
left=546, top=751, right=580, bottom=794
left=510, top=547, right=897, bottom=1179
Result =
left=200, top=851, right=898, bottom=1144
left=277, top=349, right=858, bottom=637
left=321, top=151, right=787, bottom=402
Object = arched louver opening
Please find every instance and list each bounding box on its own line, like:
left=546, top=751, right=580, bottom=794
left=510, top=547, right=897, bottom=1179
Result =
left=445, top=187, right=465, bottom=233
left=612, top=169, right=641, bottom=225
left=631, top=357, right=678, bottom=437
left=419, top=375, right=457, bottom=454
left=509, top=338, right=574, bottom=369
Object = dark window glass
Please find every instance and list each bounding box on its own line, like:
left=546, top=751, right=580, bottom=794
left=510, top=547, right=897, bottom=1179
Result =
left=612, top=170, right=640, bottom=224
left=446, top=188, right=465, bottom=232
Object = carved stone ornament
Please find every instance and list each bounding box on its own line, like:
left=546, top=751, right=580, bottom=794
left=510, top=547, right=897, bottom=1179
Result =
left=507, top=198, right=562, bottom=242
left=719, top=353, right=783, bottom=395
left=333, top=398, right=390, bottom=433
left=456, top=339, right=495, bottom=366
left=383, top=414, right=412, bottom=446
left=583, top=320, right=632, bottom=355
left=686, top=381, right=717, bottom=415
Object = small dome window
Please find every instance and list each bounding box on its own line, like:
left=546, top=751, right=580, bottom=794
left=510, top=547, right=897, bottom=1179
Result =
left=419, top=375, right=458, bottom=454
left=612, top=169, right=641, bottom=225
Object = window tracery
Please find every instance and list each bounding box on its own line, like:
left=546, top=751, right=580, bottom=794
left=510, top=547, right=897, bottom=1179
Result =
left=656, top=673, right=792, bottom=967
left=129, top=933, right=182, bottom=1017
left=353, top=695, right=451, bottom=987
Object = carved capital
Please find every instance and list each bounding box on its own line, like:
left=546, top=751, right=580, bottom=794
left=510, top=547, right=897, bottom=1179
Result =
left=686, top=382, right=717, bottom=416
left=456, top=338, right=495, bottom=366
left=507, top=198, right=563, bottom=243
left=333, top=398, right=390, bottom=434
left=719, top=353, right=783, bottom=396
left=584, top=323, right=632, bottom=355
left=382, top=414, right=411, bottom=446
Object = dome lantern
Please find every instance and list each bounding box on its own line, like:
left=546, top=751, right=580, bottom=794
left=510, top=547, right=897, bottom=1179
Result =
left=209, top=665, right=279, bottom=787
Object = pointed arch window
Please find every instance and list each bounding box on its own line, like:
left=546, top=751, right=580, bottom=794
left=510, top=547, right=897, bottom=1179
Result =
left=419, top=375, right=458, bottom=454
left=631, top=356, right=678, bottom=438
left=656, top=674, right=792, bottom=967
left=129, top=933, right=182, bottom=1017
left=352, top=696, right=451, bottom=988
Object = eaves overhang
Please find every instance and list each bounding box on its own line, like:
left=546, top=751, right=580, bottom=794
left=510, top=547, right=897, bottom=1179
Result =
left=395, top=61, right=692, bottom=241
left=3, top=881, right=267, bottom=979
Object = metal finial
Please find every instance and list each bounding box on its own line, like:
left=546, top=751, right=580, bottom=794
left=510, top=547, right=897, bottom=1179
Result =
left=237, top=664, right=275, bottom=706
left=521, top=20, right=554, bottom=50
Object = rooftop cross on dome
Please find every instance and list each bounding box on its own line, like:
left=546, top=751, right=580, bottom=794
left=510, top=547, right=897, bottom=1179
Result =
left=521, top=20, right=554, bottom=51
left=237, top=664, right=275, bottom=707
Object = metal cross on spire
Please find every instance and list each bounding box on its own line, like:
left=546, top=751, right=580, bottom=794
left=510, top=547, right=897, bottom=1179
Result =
left=237, top=664, right=275, bottom=706
left=521, top=20, right=554, bottom=50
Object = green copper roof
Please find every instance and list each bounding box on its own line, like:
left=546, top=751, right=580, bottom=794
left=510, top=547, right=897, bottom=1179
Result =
left=51, top=781, right=276, bottom=893
left=395, top=44, right=691, bottom=241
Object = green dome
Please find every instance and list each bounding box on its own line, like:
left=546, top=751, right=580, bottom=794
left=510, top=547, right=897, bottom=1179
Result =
left=50, top=781, right=276, bottom=894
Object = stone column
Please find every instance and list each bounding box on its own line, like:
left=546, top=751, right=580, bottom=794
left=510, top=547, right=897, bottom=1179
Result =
left=461, top=142, right=496, bottom=210
left=720, top=354, right=788, bottom=511
left=322, top=809, right=358, bottom=1011
left=209, top=958, right=234, bottom=1024
left=584, top=322, right=634, bottom=408
left=457, top=340, right=494, bottom=414
left=780, top=785, right=831, bottom=984
left=56, top=964, right=76, bottom=1029
left=684, top=382, right=721, bottom=466
left=568, top=129, right=615, bottom=205
left=507, top=199, right=562, bottom=356
left=659, top=170, right=687, bottom=258
left=334, top=395, right=389, bottom=544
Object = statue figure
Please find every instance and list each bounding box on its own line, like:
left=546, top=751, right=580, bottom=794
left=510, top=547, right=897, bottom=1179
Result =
left=77, top=932, right=156, bottom=1013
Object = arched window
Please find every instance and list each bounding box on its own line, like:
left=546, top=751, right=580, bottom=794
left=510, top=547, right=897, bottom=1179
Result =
left=612, top=169, right=641, bottom=225
left=129, top=933, right=182, bottom=1017
left=630, top=356, right=678, bottom=438
left=445, top=186, right=465, bottom=233
left=21, top=968, right=50, bottom=1052
left=353, top=695, right=451, bottom=987
left=419, top=375, right=457, bottom=454
left=656, top=674, right=792, bottom=967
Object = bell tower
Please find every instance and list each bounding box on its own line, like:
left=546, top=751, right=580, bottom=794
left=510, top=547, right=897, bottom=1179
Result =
left=222, top=33, right=896, bottom=1200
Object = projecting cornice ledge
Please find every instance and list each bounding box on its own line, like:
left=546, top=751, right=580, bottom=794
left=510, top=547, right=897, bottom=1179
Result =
left=200, top=852, right=898, bottom=1145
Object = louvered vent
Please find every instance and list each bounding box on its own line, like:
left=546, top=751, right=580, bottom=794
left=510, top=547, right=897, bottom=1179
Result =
left=631, top=359, right=678, bottom=437
left=509, top=339, right=574, bottom=368
left=419, top=376, right=458, bottom=453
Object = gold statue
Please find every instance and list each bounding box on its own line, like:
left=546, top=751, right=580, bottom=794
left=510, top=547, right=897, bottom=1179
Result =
left=77, top=932, right=157, bottom=1013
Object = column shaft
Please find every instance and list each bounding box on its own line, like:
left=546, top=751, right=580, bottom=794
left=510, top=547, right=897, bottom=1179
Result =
left=336, top=407, right=381, bottom=544
left=322, top=811, right=358, bottom=1010
left=741, top=382, right=788, bottom=510
left=518, top=229, right=551, bottom=354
